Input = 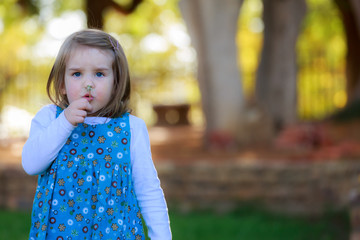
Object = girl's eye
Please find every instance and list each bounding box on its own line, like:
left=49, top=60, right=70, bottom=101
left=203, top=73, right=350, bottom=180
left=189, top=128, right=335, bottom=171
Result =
left=96, top=72, right=104, bottom=77
left=73, top=72, right=81, bottom=77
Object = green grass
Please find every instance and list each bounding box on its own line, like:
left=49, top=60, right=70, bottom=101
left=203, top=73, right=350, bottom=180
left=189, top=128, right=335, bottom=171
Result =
left=0, top=206, right=349, bottom=240
left=0, top=209, right=32, bottom=240
left=169, top=206, right=350, bottom=240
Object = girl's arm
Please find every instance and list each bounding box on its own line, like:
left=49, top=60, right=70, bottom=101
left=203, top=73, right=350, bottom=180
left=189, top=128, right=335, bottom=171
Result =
left=130, top=116, right=172, bottom=240
left=22, top=105, right=75, bottom=175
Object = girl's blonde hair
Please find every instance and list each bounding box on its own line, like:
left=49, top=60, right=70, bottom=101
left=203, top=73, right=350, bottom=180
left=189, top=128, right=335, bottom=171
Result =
left=47, top=29, right=131, bottom=118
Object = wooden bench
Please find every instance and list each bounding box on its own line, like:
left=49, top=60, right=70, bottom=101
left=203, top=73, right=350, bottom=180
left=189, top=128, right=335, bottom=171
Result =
left=153, top=104, right=190, bottom=126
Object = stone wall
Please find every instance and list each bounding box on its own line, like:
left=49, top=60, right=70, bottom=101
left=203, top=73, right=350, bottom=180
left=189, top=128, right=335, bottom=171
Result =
left=1, top=160, right=360, bottom=216
left=0, top=164, right=37, bottom=210
left=157, top=160, right=360, bottom=215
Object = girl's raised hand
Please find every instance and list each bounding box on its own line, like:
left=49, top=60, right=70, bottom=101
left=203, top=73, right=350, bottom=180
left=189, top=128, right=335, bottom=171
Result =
left=64, top=98, right=93, bottom=126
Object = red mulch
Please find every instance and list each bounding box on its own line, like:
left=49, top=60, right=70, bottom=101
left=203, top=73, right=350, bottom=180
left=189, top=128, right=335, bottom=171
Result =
left=149, top=120, right=360, bottom=165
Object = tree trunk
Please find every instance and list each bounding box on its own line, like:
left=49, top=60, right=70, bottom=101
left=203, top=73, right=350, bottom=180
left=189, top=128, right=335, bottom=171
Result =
left=179, top=0, right=244, bottom=148
left=86, top=0, right=109, bottom=29
left=334, top=0, right=360, bottom=104
left=85, top=0, right=143, bottom=29
left=256, top=0, right=306, bottom=131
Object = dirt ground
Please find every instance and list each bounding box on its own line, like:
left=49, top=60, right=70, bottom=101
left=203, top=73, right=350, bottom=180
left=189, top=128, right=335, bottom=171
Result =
left=0, top=138, right=24, bottom=167
left=2, top=120, right=360, bottom=168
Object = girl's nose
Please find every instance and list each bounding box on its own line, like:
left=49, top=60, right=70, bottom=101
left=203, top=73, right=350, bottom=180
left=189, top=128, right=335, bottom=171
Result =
left=86, top=85, right=93, bottom=92
left=83, top=77, right=95, bottom=88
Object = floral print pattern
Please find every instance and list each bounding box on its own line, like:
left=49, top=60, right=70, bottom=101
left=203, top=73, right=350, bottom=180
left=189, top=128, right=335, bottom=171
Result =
left=29, top=108, right=144, bottom=240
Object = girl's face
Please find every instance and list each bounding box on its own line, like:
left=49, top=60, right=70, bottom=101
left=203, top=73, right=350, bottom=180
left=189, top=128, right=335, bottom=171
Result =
left=63, top=45, right=115, bottom=115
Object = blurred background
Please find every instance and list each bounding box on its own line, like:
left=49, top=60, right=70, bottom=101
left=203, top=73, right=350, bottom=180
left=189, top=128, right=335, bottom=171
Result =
left=1, top=0, right=360, bottom=239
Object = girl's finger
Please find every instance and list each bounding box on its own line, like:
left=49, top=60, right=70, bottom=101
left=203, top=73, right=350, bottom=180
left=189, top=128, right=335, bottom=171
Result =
left=85, top=102, right=93, bottom=112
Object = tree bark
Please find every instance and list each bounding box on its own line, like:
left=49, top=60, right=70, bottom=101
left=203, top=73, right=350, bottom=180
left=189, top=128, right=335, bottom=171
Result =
left=85, top=0, right=143, bottom=29
left=256, top=0, right=306, bottom=131
left=334, top=0, right=360, bottom=104
left=86, top=0, right=109, bottom=29
left=179, top=0, right=244, bottom=148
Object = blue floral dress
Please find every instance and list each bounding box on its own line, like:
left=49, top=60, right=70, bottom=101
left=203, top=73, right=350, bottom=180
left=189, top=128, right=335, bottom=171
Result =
left=29, top=108, right=145, bottom=240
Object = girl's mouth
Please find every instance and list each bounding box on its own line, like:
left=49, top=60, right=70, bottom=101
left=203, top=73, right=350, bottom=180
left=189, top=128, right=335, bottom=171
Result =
left=83, top=94, right=94, bottom=101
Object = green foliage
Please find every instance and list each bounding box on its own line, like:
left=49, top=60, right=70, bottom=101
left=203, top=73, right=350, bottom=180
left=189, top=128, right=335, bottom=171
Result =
left=0, top=0, right=47, bottom=112
left=297, top=0, right=346, bottom=120
left=238, top=0, right=263, bottom=97
left=54, top=0, right=84, bottom=14
left=237, top=0, right=347, bottom=120
left=330, top=99, right=360, bottom=122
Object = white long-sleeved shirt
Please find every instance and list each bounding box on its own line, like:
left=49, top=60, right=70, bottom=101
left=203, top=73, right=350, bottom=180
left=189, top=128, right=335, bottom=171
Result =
left=22, top=104, right=172, bottom=240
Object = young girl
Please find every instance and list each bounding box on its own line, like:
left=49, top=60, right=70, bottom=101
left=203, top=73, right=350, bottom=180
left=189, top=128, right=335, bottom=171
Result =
left=22, top=29, right=171, bottom=240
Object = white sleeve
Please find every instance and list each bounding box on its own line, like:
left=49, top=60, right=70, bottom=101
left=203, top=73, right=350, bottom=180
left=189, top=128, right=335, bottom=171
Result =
left=22, top=105, right=75, bottom=175
left=130, top=116, right=172, bottom=240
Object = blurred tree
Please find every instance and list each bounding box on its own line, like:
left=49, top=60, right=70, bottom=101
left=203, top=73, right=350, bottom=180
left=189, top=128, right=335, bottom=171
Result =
left=103, top=0, right=199, bottom=123
left=0, top=0, right=44, bottom=112
left=0, top=0, right=349, bottom=145
left=178, top=0, right=308, bottom=147
left=179, top=0, right=244, bottom=148
left=256, top=0, right=307, bottom=130
left=86, top=0, right=143, bottom=28
left=296, top=0, right=346, bottom=120
left=16, top=0, right=39, bottom=15
left=333, top=0, right=360, bottom=105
